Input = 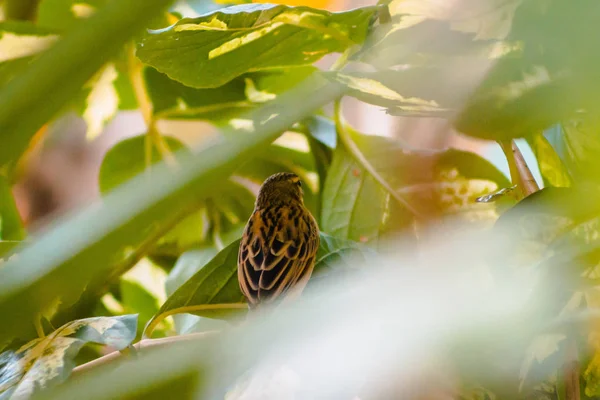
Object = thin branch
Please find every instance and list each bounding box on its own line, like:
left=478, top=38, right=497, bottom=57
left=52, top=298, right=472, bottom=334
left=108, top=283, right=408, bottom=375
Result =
left=333, top=100, right=425, bottom=218
left=511, top=141, right=539, bottom=196
left=498, top=140, right=539, bottom=199
left=72, top=331, right=218, bottom=376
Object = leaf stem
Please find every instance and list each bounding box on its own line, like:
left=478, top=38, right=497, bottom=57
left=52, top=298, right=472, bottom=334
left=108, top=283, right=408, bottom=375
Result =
left=143, top=303, right=247, bottom=339
left=333, top=100, right=424, bottom=218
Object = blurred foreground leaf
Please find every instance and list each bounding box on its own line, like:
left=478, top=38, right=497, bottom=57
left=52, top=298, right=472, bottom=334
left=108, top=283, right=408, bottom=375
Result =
left=0, top=0, right=175, bottom=173
left=0, top=315, right=137, bottom=399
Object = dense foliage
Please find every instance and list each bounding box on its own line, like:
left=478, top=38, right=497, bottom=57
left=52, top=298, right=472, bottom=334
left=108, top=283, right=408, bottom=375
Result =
left=0, top=0, right=599, bottom=398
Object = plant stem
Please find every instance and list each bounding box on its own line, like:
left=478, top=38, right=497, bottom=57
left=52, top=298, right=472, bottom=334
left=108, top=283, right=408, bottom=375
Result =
left=564, top=338, right=580, bottom=400
left=72, top=331, right=218, bottom=376
left=333, top=100, right=424, bottom=218
left=144, top=303, right=247, bottom=338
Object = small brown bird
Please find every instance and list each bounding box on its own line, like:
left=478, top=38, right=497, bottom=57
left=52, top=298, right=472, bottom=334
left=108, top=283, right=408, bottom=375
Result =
left=238, top=172, right=319, bottom=309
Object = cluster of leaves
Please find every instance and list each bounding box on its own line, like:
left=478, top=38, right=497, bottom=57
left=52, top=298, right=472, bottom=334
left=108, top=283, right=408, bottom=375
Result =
left=1, top=0, right=600, bottom=398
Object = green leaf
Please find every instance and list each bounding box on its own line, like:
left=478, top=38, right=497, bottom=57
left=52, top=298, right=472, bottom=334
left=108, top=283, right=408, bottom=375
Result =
left=529, top=132, right=571, bottom=188
left=145, top=232, right=370, bottom=334
left=0, top=314, right=137, bottom=398
left=0, top=176, right=25, bottom=241
left=454, top=62, right=569, bottom=140
left=321, top=133, right=510, bottom=244
left=0, top=0, right=176, bottom=174
left=37, top=0, right=106, bottom=31
left=98, top=134, right=187, bottom=194
left=146, top=67, right=250, bottom=120
left=120, top=280, right=160, bottom=336
left=165, top=247, right=218, bottom=333
left=0, top=242, right=20, bottom=259
left=136, top=4, right=377, bottom=88
left=147, top=66, right=317, bottom=121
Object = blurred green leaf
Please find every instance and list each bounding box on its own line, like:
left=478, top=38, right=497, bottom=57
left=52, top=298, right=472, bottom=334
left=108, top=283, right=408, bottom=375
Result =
left=37, top=0, right=106, bottom=31
left=145, top=232, right=370, bottom=335
left=559, top=116, right=600, bottom=184
left=325, top=67, right=481, bottom=117
left=529, top=132, right=571, bottom=188
left=0, top=314, right=137, bottom=399
left=0, top=176, right=25, bottom=241
left=147, top=66, right=316, bottom=121
left=0, top=21, right=58, bottom=61
left=146, top=67, right=250, bottom=121
left=321, top=133, right=510, bottom=243
left=120, top=280, right=160, bottom=336
left=386, top=0, right=521, bottom=40
left=0, top=242, right=20, bottom=259
left=98, top=134, right=186, bottom=194
left=0, top=22, right=57, bottom=87
left=0, top=0, right=176, bottom=173
left=136, top=4, right=376, bottom=88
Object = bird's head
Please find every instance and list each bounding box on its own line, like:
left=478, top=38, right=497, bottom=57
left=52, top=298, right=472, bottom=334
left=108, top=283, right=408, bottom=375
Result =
left=255, top=172, right=304, bottom=208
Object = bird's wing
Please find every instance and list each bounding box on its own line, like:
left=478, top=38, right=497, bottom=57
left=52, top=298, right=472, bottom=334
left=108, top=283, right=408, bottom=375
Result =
left=238, top=205, right=319, bottom=308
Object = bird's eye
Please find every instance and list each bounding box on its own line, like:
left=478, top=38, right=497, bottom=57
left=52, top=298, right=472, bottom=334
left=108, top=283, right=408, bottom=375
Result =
left=296, top=180, right=302, bottom=187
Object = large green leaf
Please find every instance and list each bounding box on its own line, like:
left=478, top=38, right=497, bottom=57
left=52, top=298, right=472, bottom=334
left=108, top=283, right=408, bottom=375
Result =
left=0, top=315, right=137, bottom=399
left=0, top=0, right=175, bottom=174
left=144, top=232, right=370, bottom=335
left=136, top=3, right=377, bottom=88
left=0, top=71, right=342, bottom=345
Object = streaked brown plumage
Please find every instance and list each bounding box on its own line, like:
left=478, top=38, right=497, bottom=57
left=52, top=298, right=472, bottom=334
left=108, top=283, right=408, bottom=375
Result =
left=238, top=172, right=319, bottom=309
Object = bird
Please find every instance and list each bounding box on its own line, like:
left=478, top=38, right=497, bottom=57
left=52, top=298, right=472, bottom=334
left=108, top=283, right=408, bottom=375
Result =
left=238, top=172, right=320, bottom=310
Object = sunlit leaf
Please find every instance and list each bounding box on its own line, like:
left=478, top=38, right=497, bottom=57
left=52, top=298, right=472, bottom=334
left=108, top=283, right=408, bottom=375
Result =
left=0, top=21, right=59, bottom=63
left=529, top=132, right=571, bottom=188
left=137, top=4, right=377, bottom=87
left=82, top=63, right=119, bottom=139
left=0, top=315, right=137, bottom=399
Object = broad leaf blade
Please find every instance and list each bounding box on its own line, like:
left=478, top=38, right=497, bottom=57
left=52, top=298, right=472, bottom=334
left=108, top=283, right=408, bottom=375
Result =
left=137, top=4, right=377, bottom=88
